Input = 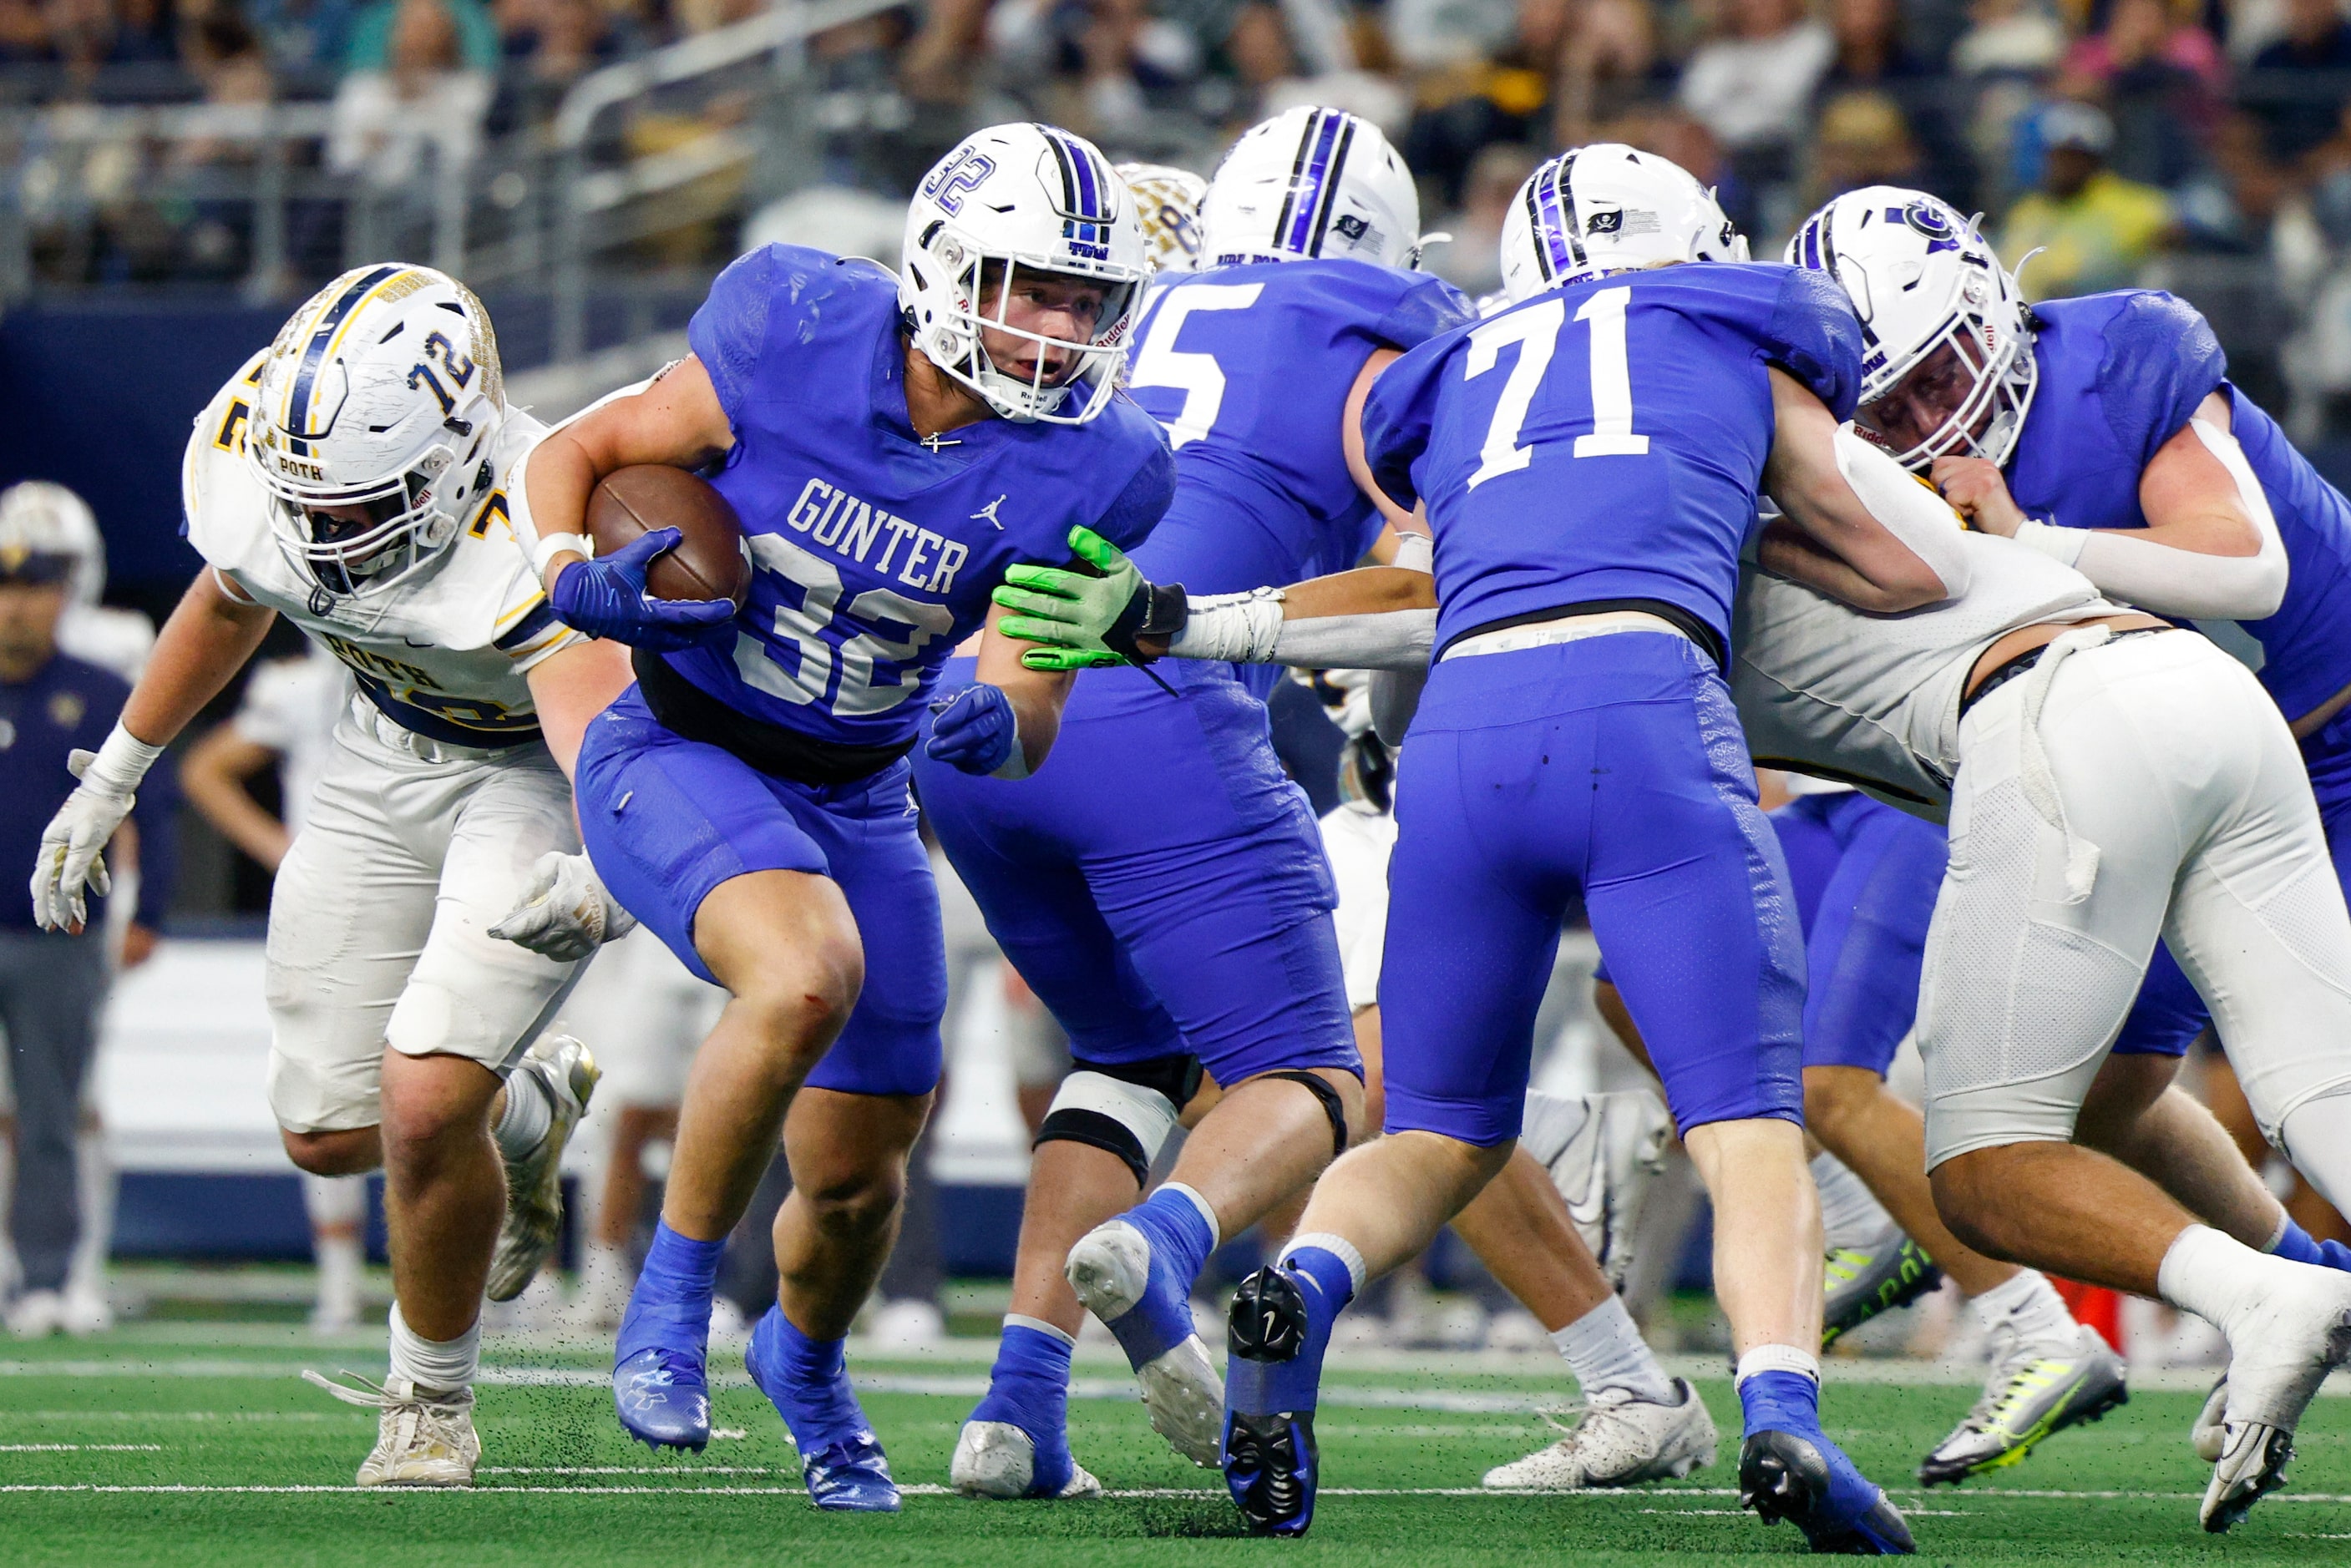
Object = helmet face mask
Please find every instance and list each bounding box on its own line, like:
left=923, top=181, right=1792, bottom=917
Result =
left=1498, top=144, right=1747, bottom=304
left=901, top=124, right=1150, bottom=425
left=245, top=263, right=503, bottom=601
left=1786, top=187, right=2038, bottom=471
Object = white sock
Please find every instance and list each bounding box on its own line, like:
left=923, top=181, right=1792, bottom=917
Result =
left=493, top=1070, right=554, bottom=1163
left=2156, top=1223, right=2305, bottom=1340
left=1550, top=1294, right=1675, bottom=1404
left=303, top=1171, right=367, bottom=1228
left=1734, top=1343, right=1822, bottom=1388
left=1004, top=1313, right=1076, bottom=1347
left=1519, top=1090, right=1594, bottom=1167
left=1280, top=1232, right=1368, bottom=1294
left=0, top=1128, right=16, bottom=1295
left=388, top=1302, right=480, bottom=1394
left=1811, top=1152, right=1893, bottom=1251
left=317, top=1234, right=362, bottom=1316
left=64, top=1129, right=114, bottom=1298
left=1968, top=1267, right=2078, bottom=1352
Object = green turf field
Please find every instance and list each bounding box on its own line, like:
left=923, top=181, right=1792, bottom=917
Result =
left=2, top=1328, right=2347, bottom=1565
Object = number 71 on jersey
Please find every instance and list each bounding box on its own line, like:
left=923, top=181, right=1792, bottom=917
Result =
left=1467, top=286, right=1648, bottom=489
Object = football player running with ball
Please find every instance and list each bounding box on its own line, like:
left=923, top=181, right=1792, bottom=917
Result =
left=494, top=124, right=1173, bottom=1511
left=30, top=266, right=629, bottom=1485
left=1002, top=145, right=1972, bottom=1550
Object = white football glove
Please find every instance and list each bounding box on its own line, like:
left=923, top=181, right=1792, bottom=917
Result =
left=488, top=851, right=638, bottom=961
left=31, top=738, right=148, bottom=933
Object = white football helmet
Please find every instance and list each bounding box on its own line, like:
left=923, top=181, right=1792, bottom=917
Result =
left=1785, top=187, right=2038, bottom=469
left=0, top=482, right=103, bottom=604
left=246, top=263, right=504, bottom=600
left=901, top=123, right=1149, bottom=425
left=1499, top=144, right=1747, bottom=304
left=1117, top=161, right=1209, bottom=275
left=1199, top=106, right=1421, bottom=270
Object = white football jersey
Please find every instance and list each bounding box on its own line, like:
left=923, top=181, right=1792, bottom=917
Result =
left=182, top=352, right=581, bottom=748
left=1732, top=532, right=2119, bottom=819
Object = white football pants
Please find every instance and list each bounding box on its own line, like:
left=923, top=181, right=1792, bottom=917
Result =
left=1918, top=626, right=2351, bottom=1206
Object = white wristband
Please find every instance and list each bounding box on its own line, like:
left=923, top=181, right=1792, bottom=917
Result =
left=1391, top=532, right=1433, bottom=574
left=989, top=707, right=1030, bottom=780
left=86, top=721, right=165, bottom=796
left=531, top=531, right=593, bottom=579
left=2012, top=518, right=2086, bottom=567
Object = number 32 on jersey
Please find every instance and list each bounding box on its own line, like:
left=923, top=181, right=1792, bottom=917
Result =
left=1467, top=286, right=1648, bottom=488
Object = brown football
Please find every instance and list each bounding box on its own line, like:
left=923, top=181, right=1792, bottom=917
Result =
left=585, top=464, right=752, bottom=609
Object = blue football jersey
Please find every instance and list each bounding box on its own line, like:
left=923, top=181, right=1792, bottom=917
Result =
left=2009, top=290, right=2351, bottom=722
left=1364, top=263, right=1862, bottom=652
left=659, top=244, right=1175, bottom=750
left=1125, top=259, right=1474, bottom=593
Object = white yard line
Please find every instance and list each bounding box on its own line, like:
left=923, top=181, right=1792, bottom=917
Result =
left=0, top=1479, right=2346, bottom=1505
left=0, top=1444, right=160, bottom=1451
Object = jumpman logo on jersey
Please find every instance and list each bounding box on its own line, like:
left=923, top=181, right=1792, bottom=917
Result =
left=971, top=494, right=1008, bottom=530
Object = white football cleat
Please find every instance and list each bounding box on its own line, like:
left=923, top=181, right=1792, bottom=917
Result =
left=1528, top=1090, right=1671, bottom=1287
left=4, top=1289, right=63, bottom=1339
left=487, top=1034, right=599, bottom=1303
left=951, top=1420, right=1103, bottom=1500
left=2200, top=1272, right=2351, bottom=1531
left=1482, top=1379, right=1717, bottom=1490
left=305, top=1371, right=480, bottom=1486
left=1065, top=1221, right=1223, bottom=1468
left=58, top=1281, right=112, bottom=1338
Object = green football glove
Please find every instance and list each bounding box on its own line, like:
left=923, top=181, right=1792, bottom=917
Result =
left=992, top=525, right=1188, bottom=670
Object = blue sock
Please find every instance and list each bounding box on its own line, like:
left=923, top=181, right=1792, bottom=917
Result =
left=970, top=1321, right=1077, bottom=1494
left=2265, top=1217, right=2351, bottom=1272
left=1228, top=1247, right=1354, bottom=1418
left=1738, top=1368, right=1822, bottom=1438
left=2272, top=1216, right=2325, bottom=1267
left=752, top=1306, right=869, bottom=1454
left=616, top=1222, right=723, bottom=1363
left=1105, top=1186, right=1218, bottom=1368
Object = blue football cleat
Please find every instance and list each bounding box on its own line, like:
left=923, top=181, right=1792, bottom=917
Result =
left=800, top=1434, right=904, bottom=1513
left=747, top=1306, right=900, bottom=1513
left=1222, top=1264, right=1328, bottom=1536
left=1740, top=1429, right=1915, bottom=1555
left=612, top=1346, right=710, bottom=1454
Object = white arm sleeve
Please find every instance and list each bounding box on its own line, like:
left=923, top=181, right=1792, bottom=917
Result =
left=1832, top=425, right=1971, bottom=599
left=1369, top=665, right=1426, bottom=745
left=2019, top=418, right=2287, bottom=621
left=1169, top=592, right=1439, bottom=672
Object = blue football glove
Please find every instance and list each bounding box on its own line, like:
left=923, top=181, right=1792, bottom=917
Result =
left=925, top=684, right=1021, bottom=776
left=549, top=528, right=737, bottom=650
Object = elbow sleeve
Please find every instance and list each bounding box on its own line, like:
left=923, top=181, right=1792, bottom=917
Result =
left=1269, top=609, right=1438, bottom=672
left=1832, top=426, right=1970, bottom=599
left=2049, top=419, right=2287, bottom=621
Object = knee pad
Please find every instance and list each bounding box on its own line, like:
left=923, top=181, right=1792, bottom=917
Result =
left=1262, top=1069, right=1349, bottom=1160
left=1036, top=1054, right=1201, bottom=1185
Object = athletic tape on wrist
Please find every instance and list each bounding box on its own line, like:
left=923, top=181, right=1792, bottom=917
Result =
left=88, top=721, right=165, bottom=795
left=2012, top=518, right=2086, bottom=567
left=532, top=531, right=594, bottom=579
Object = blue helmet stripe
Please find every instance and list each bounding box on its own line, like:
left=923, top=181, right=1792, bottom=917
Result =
left=1305, top=116, right=1357, bottom=255
left=1283, top=111, right=1346, bottom=253
left=1067, top=138, right=1103, bottom=220
left=287, top=264, right=402, bottom=438
left=1269, top=108, right=1320, bottom=254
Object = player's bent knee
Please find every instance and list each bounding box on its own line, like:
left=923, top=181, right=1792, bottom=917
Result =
left=1246, top=1066, right=1363, bottom=1162
left=281, top=1125, right=381, bottom=1177
left=1801, top=1065, right=1878, bottom=1151
left=1035, top=1055, right=1199, bottom=1186
left=793, top=1166, right=905, bottom=1239
left=1927, top=1149, right=2029, bottom=1264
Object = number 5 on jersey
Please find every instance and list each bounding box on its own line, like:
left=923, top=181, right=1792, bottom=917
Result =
left=1467, top=286, right=1649, bottom=489
left=1128, top=283, right=1264, bottom=448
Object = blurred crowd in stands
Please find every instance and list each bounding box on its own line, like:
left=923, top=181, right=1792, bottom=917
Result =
left=8, top=0, right=2351, bottom=408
